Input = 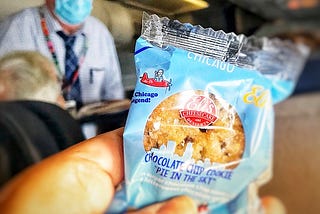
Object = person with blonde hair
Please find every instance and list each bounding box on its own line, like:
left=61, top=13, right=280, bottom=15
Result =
left=0, top=0, right=125, bottom=108
left=0, top=50, right=65, bottom=107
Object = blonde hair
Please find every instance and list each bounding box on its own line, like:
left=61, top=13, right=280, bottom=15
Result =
left=0, top=51, right=61, bottom=104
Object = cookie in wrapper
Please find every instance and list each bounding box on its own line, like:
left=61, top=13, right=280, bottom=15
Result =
left=116, top=13, right=309, bottom=214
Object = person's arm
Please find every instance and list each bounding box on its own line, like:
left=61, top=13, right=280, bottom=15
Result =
left=102, top=27, right=125, bottom=100
left=0, top=8, right=38, bottom=56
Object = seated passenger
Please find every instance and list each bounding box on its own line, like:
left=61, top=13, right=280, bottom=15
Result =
left=0, top=50, right=65, bottom=107
left=0, top=50, right=85, bottom=186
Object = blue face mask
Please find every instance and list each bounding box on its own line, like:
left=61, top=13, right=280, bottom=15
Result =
left=54, top=0, right=93, bottom=25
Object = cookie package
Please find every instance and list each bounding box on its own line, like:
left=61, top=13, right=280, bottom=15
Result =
left=114, top=13, right=309, bottom=213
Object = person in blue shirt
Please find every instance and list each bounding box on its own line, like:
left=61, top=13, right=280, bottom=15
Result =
left=0, top=0, right=125, bottom=108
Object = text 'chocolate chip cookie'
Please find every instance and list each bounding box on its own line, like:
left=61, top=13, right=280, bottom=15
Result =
left=144, top=90, right=245, bottom=168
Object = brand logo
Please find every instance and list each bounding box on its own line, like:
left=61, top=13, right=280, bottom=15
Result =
left=180, top=95, right=217, bottom=127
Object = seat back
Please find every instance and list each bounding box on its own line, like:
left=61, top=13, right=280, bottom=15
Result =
left=0, top=101, right=85, bottom=186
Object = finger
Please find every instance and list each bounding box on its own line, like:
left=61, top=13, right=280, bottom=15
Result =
left=128, top=196, right=197, bottom=214
left=261, top=196, right=286, bottom=214
left=62, top=127, right=124, bottom=185
left=157, top=196, right=197, bottom=214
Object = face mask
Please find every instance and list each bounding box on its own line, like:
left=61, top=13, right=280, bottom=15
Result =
left=54, top=0, right=93, bottom=25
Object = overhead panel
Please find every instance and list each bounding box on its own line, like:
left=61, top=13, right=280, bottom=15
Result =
left=107, top=0, right=209, bottom=15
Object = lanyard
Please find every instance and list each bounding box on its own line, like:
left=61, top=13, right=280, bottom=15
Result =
left=38, top=7, right=88, bottom=91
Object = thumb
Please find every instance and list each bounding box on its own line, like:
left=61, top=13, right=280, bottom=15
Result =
left=156, top=196, right=197, bottom=214
left=261, top=196, right=286, bottom=214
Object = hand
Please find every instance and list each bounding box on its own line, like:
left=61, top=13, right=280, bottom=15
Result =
left=0, top=128, right=197, bottom=214
left=0, top=127, right=286, bottom=214
left=128, top=195, right=286, bottom=214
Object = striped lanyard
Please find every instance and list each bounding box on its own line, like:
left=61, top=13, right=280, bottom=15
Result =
left=38, top=7, right=88, bottom=90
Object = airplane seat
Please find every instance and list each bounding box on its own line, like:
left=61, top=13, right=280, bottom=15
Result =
left=0, top=100, right=85, bottom=186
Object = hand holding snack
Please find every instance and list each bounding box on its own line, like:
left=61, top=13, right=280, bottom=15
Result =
left=0, top=13, right=307, bottom=214
left=0, top=127, right=196, bottom=214
left=0, top=128, right=192, bottom=214
left=0, top=127, right=285, bottom=214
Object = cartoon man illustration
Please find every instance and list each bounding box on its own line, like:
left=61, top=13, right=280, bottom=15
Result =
left=154, top=69, right=164, bottom=82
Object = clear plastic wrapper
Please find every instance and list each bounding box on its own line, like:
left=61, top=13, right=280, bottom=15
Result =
left=114, top=13, right=309, bottom=214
